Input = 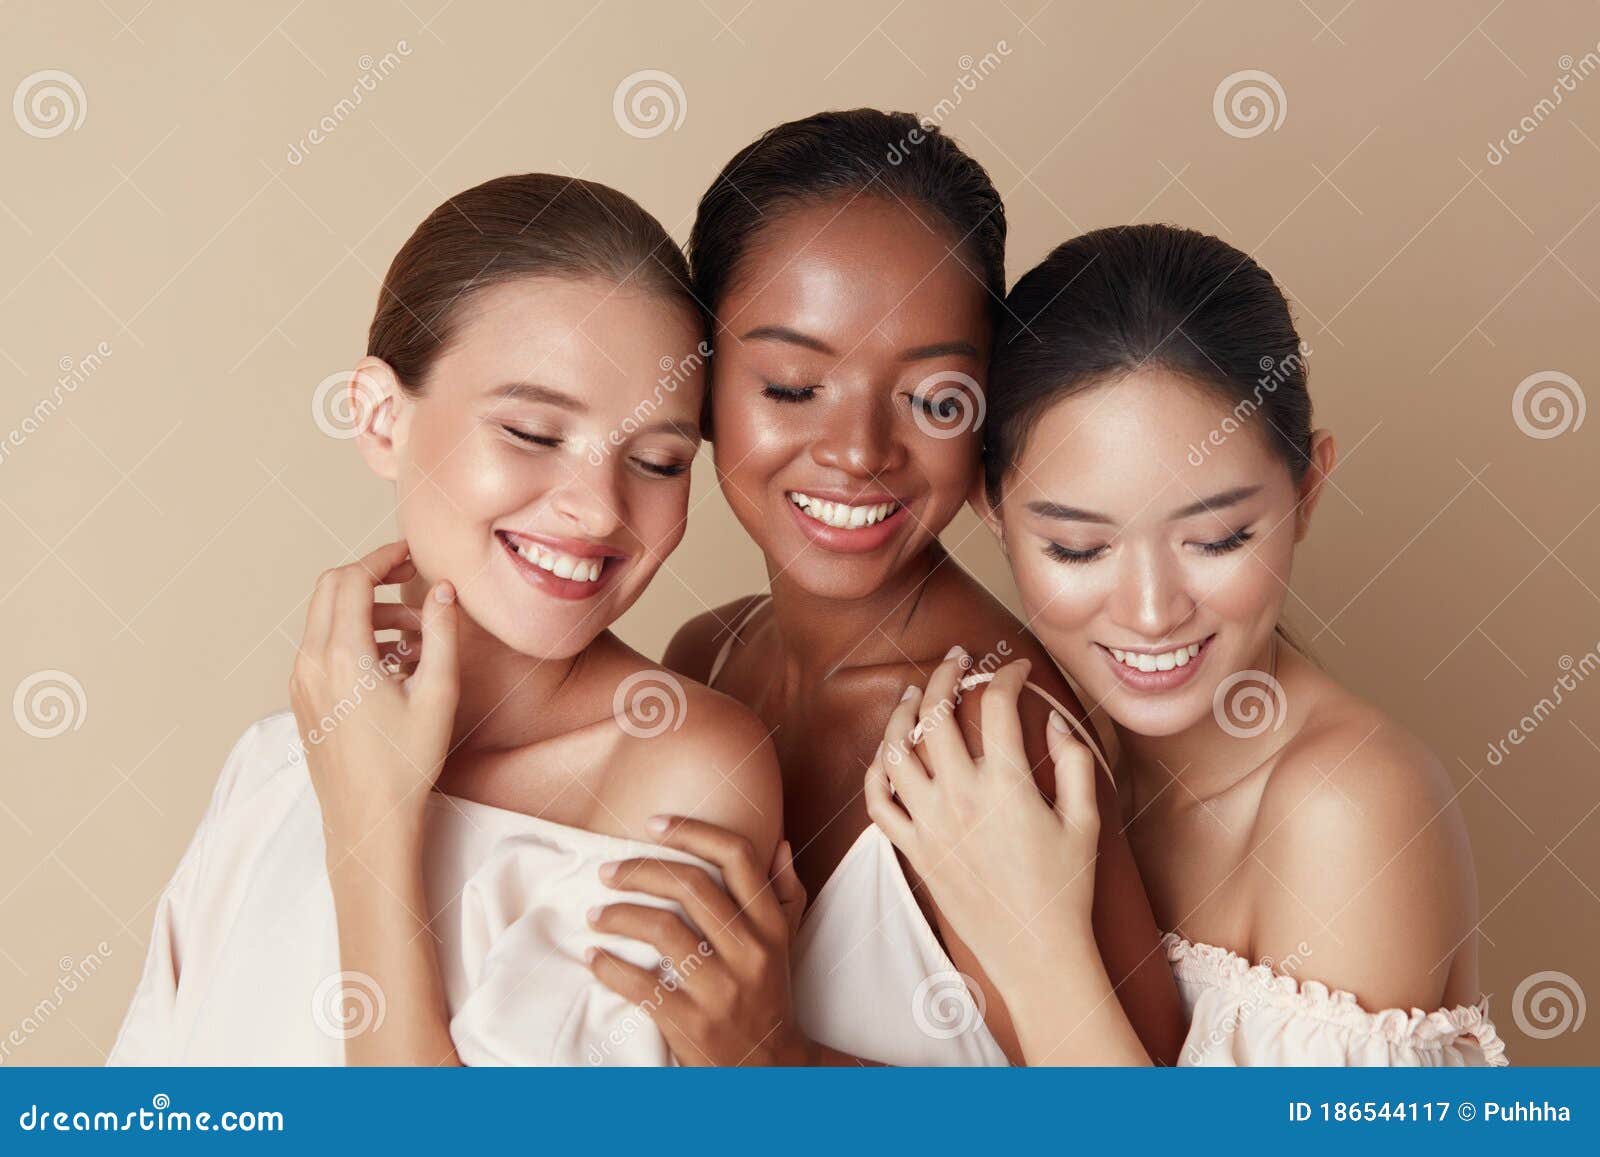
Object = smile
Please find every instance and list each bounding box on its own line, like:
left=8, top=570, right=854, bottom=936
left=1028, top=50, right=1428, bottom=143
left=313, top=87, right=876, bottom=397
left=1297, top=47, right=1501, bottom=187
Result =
left=1107, top=640, right=1204, bottom=672
left=787, top=491, right=902, bottom=529
left=495, top=530, right=625, bottom=600
left=1095, top=634, right=1217, bottom=692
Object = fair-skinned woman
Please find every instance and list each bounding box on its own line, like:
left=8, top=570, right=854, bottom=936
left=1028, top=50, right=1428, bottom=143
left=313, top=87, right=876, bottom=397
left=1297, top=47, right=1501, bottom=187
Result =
left=867, top=225, right=1506, bottom=1067
left=109, top=175, right=783, bottom=1066
left=583, top=111, right=1185, bottom=1066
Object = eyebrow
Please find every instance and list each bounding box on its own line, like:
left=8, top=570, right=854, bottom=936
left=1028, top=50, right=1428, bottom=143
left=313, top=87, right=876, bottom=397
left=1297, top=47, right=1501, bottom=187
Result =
left=1025, top=485, right=1264, bottom=524
left=487, top=381, right=587, bottom=412
left=739, top=326, right=979, bottom=362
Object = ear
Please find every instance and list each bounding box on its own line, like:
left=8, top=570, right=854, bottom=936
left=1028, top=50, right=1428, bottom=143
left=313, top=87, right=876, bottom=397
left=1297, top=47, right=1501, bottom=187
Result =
left=967, top=470, right=1007, bottom=551
left=351, top=357, right=408, bottom=482
left=1292, top=429, right=1338, bottom=542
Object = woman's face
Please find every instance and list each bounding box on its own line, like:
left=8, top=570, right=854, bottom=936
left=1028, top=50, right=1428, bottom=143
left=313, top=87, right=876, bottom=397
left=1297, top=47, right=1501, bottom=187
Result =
left=995, top=369, right=1328, bottom=737
left=367, top=276, right=704, bottom=660
left=709, top=197, right=991, bottom=601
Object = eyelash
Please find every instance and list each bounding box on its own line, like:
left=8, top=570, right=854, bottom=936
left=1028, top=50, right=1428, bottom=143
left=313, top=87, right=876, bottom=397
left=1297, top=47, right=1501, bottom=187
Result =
left=501, top=426, right=688, bottom=478
left=1043, top=528, right=1255, bottom=565
left=762, top=383, right=818, bottom=404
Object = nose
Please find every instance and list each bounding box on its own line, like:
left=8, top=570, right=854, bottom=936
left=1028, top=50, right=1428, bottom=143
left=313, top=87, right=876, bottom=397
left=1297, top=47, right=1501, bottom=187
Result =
left=1109, top=542, right=1197, bottom=642
left=546, top=453, right=624, bottom=540
left=809, top=390, right=906, bottom=478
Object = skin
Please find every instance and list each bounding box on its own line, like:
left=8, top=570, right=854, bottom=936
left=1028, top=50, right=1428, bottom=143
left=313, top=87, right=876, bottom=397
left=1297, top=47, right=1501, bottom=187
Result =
left=589, top=197, right=1186, bottom=1065
left=873, top=368, right=1482, bottom=1064
left=289, top=275, right=783, bottom=1065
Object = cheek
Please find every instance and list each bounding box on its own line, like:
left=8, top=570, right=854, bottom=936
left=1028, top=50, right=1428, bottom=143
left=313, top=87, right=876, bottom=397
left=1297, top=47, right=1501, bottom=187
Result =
left=625, top=478, right=691, bottom=558
left=1187, top=532, right=1294, bottom=624
left=912, top=434, right=978, bottom=506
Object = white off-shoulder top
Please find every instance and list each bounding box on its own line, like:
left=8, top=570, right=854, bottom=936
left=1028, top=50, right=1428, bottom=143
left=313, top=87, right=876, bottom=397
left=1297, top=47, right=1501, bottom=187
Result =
left=1164, top=933, right=1508, bottom=1066
left=108, top=712, right=718, bottom=1066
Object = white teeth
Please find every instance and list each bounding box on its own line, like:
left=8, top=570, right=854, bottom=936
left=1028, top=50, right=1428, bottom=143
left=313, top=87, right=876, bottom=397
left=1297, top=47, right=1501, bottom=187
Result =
left=512, top=540, right=607, bottom=583
left=1107, top=640, right=1205, bottom=672
left=788, top=492, right=899, bottom=530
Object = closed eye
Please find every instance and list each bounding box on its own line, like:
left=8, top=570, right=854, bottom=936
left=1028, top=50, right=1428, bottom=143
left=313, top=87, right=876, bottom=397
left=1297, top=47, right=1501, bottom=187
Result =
left=1044, top=541, right=1107, bottom=565
left=762, top=383, right=818, bottom=404
left=503, top=425, right=560, bottom=448
left=1194, top=528, right=1254, bottom=555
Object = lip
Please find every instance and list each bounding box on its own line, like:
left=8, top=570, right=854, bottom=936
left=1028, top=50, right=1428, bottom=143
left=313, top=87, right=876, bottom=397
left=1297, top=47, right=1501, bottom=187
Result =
left=495, top=530, right=626, bottom=601
left=784, top=489, right=912, bottom=555
left=1095, top=633, right=1216, bottom=693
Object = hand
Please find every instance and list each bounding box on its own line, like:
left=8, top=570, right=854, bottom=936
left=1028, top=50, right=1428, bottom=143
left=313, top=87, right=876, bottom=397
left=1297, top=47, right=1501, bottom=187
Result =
left=863, top=653, right=1102, bottom=987
left=586, top=818, right=813, bottom=1066
left=288, top=540, right=460, bottom=866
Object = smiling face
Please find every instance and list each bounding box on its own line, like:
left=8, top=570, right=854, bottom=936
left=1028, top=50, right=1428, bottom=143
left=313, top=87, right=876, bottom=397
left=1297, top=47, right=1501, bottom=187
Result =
left=992, top=369, right=1327, bottom=737
left=366, top=276, right=704, bottom=660
left=708, top=197, right=992, bottom=601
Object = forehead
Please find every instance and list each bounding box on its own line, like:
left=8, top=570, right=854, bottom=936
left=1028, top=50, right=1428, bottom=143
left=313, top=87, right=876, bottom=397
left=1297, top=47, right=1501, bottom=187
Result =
left=1015, top=369, right=1286, bottom=506
left=432, top=277, right=703, bottom=413
left=720, top=197, right=991, bottom=352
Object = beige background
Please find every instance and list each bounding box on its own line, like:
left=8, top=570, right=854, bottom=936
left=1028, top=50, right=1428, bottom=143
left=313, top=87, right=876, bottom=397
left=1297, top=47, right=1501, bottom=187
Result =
left=2, top=1, right=1596, bottom=1065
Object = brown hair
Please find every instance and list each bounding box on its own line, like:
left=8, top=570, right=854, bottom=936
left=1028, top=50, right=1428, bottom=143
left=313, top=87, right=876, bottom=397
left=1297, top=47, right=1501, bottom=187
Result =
left=367, top=173, right=702, bottom=391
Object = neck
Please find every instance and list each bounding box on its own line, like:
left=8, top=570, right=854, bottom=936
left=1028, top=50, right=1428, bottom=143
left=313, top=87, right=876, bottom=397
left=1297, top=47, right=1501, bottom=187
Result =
left=400, top=576, right=587, bottom=757
left=765, top=545, right=945, bottom=680
left=1116, top=632, right=1292, bottom=803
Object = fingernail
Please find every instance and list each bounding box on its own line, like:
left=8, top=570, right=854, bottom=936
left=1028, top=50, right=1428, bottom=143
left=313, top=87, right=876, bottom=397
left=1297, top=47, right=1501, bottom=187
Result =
left=944, top=645, right=964, bottom=661
left=584, top=946, right=600, bottom=965
left=434, top=582, right=455, bottom=604
left=586, top=906, right=602, bottom=924
left=598, top=861, right=618, bottom=881
left=1049, top=709, right=1070, bottom=733
left=900, top=684, right=919, bottom=702
left=646, top=815, right=670, bottom=834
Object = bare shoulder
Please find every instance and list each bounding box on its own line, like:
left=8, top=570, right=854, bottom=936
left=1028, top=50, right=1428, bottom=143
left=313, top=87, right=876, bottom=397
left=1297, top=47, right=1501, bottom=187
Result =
left=661, top=594, right=768, bottom=683
left=600, top=662, right=783, bottom=861
left=1248, top=685, right=1477, bottom=1010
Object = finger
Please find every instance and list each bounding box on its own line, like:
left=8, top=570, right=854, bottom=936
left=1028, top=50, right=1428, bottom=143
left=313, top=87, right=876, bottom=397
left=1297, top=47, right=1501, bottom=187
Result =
left=600, top=858, right=745, bottom=956
left=880, top=729, right=934, bottom=813
left=643, top=817, right=781, bottom=939
left=372, top=602, right=422, bottom=633
left=864, top=747, right=916, bottom=846
left=589, top=902, right=707, bottom=965
left=914, top=647, right=974, bottom=776
left=355, top=539, right=414, bottom=585
left=586, top=950, right=712, bottom=1066
left=768, top=840, right=806, bottom=921
left=977, top=658, right=1032, bottom=782
left=300, top=569, right=340, bottom=659
left=1047, top=710, right=1100, bottom=830
left=412, top=582, right=460, bottom=704
left=880, top=683, right=925, bottom=775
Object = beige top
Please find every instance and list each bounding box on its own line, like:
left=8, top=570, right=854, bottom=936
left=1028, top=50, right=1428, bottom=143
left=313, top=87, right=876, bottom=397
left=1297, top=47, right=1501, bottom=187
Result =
left=1164, top=933, right=1507, bottom=1066
left=108, top=712, right=717, bottom=1066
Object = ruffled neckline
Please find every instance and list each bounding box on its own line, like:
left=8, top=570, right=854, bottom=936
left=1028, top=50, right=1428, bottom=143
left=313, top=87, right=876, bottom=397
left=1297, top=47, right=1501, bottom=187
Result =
left=1162, top=932, right=1508, bottom=1065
